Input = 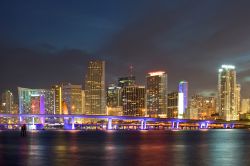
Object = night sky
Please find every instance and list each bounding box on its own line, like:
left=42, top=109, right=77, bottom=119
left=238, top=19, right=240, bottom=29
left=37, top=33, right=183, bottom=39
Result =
left=1, top=0, right=250, bottom=98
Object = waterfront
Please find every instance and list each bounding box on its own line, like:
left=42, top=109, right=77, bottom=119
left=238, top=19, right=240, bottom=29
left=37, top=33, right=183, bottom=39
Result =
left=0, top=130, right=250, bottom=166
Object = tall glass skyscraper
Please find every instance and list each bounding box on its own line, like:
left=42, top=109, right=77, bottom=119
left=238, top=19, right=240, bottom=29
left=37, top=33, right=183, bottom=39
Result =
left=85, top=61, right=106, bottom=115
left=146, top=71, right=167, bottom=117
left=218, top=65, right=238, bottom=121
left=18, top=87, right=54, bottom=115
left=167, top=91, right=178, bottom=118
left=1, top=90, right=14, bottom=114
left=107, top=84, right=122, bottom=107
left=52, top=85, right=62, bottom=114
left=178, top=81, right=188, bottom=119
left=122, top=85, right=146, bottom=116
left=62, top=83, right=83, bottom=115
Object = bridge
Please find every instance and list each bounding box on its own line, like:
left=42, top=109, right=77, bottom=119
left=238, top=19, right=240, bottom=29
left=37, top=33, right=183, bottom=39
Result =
left=0, top=114, right=248, bottom=130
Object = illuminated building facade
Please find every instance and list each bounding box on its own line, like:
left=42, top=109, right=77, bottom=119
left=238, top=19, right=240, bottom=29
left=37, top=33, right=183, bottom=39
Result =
left=218, top=65, right=238, bottom=121
left=107, top=84, right=122, bottom=107
left=241, top=99, right=250, bottom=114
left=107, top=84, right=122, bottom=116
left=1, top=90, right=14, bottom=114
left=52, top=85, right=62, bottom=114
left=18, top=87, right=54, bottom=115
left=62, top=83, right=83, bottom=114
left=30, top=95, right=45, bottom=114
left=118, top=76, right=135, bottom=88
left=146, top=71, right=167, bottom=117
left=167, top=91, right=178, bottom=118
left=82, top=90, right=85, bottom=114
left=122, top=85, right=146, bottom=116
left=236, top=84, right=241, bottom=116
left=178, top=81, right=188, bottom=117
left=188, top=95, right=217, bottom=120
left=85, top=61, right=106, bottom=115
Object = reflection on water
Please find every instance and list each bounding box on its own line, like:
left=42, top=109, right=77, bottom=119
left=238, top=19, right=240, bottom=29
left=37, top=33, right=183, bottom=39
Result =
left=0, top=130, right=250, bottom=166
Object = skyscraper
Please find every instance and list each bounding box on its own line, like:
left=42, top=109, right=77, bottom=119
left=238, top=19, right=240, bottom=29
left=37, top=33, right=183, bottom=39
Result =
left=1, top=90, right=14, bottom=114
left=241, top=99, right=250, bottom=114
left=235, top=84, right=241, bottom=115
left=218, top=65, right=238, bottom=121
left=82, top=90, right=85, bottom=114
left=18, top=87, right=54, bottom=123
left=167, top=91, right=178, bottom=118
left=146, top=71, right=167, bottom=117
left=188, top=95, right=216, bottom=120
left=52, top=85, right=62, bottom=114
left=85, top=61, right=106, bottom=115
left=18, top=87, right=54, bottom=115
left=178, top=81, right=188, bottom=118
left=107, top=84, right=123, bottom=116
left=62, top=83, right=83, bottom=114
left=107, top=84, right=122, bottom=107
left=122, top=85, right=146, bottom=116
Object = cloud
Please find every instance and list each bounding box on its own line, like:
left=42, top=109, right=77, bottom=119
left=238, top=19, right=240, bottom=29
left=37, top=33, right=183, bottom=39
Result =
left=98, top=1, right=250, bottom=97
left=2, top=1, right=250, bottom=98
left=0, top=42, right=94, bottom=94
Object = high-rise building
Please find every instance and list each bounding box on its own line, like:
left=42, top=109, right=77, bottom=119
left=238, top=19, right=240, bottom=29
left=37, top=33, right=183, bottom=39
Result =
left=18, top=87, right=54, bottom=115
left=107, top=84, right=123, bottom=116
left=178, top=81, right=188, bottom=116
left=30, top=95, right=45, bottom=114
left=122, top=85, right=146, bottom=116
left=82, top=90, right=85, bottom=114
left=218, top=65, right=238, bottom=121
left=62, top=83, right=83, bottom=114
left=167, top=91, right=178, bottom=118
left=107, top=84, right=122, bottom=107
left=146, top=71, right=167, bottom=117
left=235, top=84, right=241, bottom=115
left=188, top=95, right=216, bottom=120
left=118, top=76, right=135, bottom=88
left=52, top=85, right=62, bottom=114
left=85, top=61, right=106, bottom=115
left=241, top=99, right=250, bottom=114
left=1, top=90, right=14, bottom=114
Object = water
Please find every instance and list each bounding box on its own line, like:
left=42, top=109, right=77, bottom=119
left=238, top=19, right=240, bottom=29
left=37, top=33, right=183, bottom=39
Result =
left=0, top=129, right=250, bottom=166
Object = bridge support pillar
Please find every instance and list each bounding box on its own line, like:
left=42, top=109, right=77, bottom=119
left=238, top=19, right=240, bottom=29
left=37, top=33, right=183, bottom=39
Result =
left=171, top=121, right=175, bottom=129
left=31, top=116, right=36, bottom=130
left=40, top=117, right=45, bottom=125
left=107, top=118, right=112, bottom=130
left=223, top=124, right=228, bottom=129
left=19, top=116, right=23, bottom=124
left=230, top=123, right=235, bottom=129
left=72, top=117, right=75, bottom=130
left=205, top=122, right=209, bottom=129
left=64, top=117, right=69, bottom=130
left=171, top=121, right=179, bottom=130
left=140, top=119, right=147, bottom=130
left=176, top=122, right=179, bottom=129
left=199, top=122, right=209, bottom=129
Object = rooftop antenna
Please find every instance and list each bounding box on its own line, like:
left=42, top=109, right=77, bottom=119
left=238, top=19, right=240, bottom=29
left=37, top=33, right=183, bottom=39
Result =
left=129, top=64, right=133, bottom=77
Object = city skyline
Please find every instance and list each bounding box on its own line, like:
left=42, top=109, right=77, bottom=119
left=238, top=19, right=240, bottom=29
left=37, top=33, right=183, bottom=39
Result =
left=1, top=1, right=250, bottom=98
left=1, top=2, right=250, bottom=166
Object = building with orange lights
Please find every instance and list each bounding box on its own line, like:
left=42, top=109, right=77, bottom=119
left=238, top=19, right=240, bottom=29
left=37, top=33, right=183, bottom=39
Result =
left=146, top=71, right=167, bottom=117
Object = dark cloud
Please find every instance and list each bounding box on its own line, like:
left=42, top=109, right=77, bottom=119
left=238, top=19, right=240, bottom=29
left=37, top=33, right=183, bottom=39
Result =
left=98, top=1, right=250, bottom=97
left=0, top=42, right=93, bottom=94
left=1, top=1, right=250, bottom=99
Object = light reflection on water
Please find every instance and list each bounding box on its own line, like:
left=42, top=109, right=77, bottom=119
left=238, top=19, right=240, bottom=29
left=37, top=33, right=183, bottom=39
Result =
left=0, top=130, right=250, bottom=166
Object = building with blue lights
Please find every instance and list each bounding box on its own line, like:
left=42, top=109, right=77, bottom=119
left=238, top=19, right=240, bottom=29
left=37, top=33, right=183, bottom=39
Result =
left=178, top=81, right=188, bottom=119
